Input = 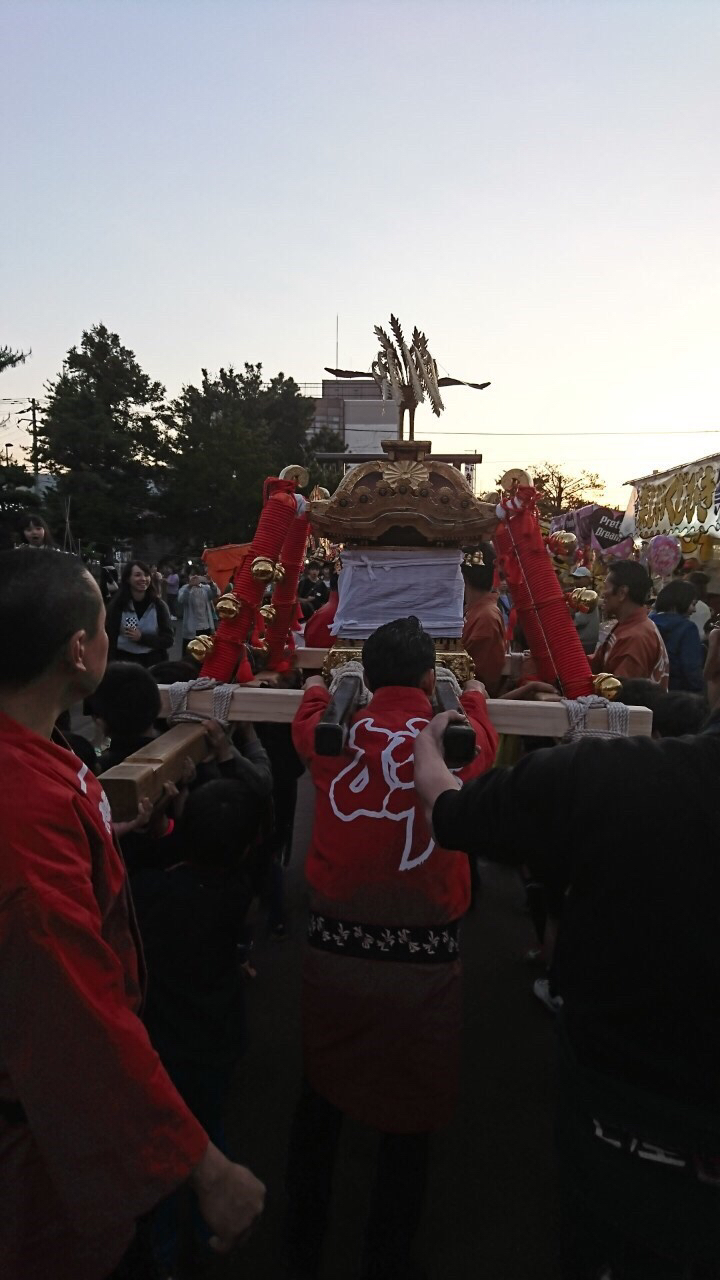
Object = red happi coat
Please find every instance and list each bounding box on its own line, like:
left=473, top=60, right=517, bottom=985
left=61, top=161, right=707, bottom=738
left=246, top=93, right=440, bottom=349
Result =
left=292, top=685, right=498, bottom=1132
left=0, top=713, right=208, bottom=1280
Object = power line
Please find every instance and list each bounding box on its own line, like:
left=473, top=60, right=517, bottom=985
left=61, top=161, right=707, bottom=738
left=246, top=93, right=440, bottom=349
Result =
left=337, top=425, right=720, bottom=437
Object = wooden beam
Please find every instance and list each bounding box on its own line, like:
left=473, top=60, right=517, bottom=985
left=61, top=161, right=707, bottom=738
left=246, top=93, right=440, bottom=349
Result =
left=100, top=722, right=211, bottom=822
left=154, top=686, right=652, bottom=737
left=101, top=690, right=652, bottom=822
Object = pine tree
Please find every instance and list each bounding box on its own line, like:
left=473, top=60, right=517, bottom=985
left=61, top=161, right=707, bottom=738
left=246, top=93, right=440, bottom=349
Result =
left=39, top=324, right=165, bottom=546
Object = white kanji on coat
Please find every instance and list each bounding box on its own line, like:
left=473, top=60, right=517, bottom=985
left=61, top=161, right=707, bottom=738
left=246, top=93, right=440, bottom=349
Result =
left=328, top=715, right=435, bottom=871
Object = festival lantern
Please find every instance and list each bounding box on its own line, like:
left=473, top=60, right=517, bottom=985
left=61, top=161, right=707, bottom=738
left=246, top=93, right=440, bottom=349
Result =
left=494, top=474, right=594, bottom=699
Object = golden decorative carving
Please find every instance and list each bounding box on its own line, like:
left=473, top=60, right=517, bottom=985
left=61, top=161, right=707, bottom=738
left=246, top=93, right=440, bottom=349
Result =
left=321, top=645, right=363, bottom=682
left=435, top=648, right=475, bottom=684
left=381, top=459, right=430, bottom=492
left=310, top=440, right=496, bottom=546
left=318, top=641, right=474, bottom=685
left=251, top=556, right=276, bottom=582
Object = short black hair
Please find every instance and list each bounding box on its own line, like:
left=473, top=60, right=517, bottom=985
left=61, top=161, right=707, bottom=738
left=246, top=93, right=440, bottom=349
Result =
left=88, top=661, right=161, bottom=737
left=0, top=550, right=100, bottom=685
left=149, top=660, right=200, bottom=685
left=362, top=616, right=435, bottom=690
left=607, top=560, right=651, bottom=606
left=177, top=779, right=263, bottom=869
left=615, top=678, right=707, bottom=737
left=462, top=543, right=496, bottom=593
left=687, top=571, right=710, bottom=590
left=655, top=580, right=697, bottom=616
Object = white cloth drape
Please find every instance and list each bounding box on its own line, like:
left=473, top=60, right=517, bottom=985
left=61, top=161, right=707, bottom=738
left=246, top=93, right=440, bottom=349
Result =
left=331, top=548, right=465, bottom=639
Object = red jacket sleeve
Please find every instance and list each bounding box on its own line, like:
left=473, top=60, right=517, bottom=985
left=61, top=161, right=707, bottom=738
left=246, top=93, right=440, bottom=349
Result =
left=459, top=689, right=499, bottom=779
left=292, top=683, right=331, bottom=763
left=0, top=801, right=208, bottom=1240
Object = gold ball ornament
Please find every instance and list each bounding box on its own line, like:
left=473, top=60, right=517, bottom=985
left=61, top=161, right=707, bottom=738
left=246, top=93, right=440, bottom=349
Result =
left=259, top=604, right=277, bottom=623
left=593, top=673, right=622, bottom=700
left=216, top=593, right=241, bottom=620
left=273, top=562, right=286, bottom=582
left=547, top=531, right=578, bottom=557
left=187, top=634, right=215, bottom=662
left=251, top=556, right=276, bottom=582
left=569, top=587, right=599, bottom=613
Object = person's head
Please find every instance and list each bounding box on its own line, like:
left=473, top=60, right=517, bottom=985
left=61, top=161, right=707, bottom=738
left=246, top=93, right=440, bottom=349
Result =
left=688, top=571, right=710, bottom=601
left=177, top=779, right=263, bottom=871
left=149, top=660, right=200, bottom=685
left=17, top=512, right=53, bottom=548
left=601, top=560, right=651, bottom=619
left=461, top=543, right=496, bottom=596
left=88, top=661, right=161, bottom=738
left=654, top=580, right=697, bottom=617
left=118, top=560, right=156, bottom=605
left=362, top=616, right=436, bottom=694
left=0, top=549, right=106, bottom=703
left=570, top=566, right=593, bottom=583
left=305, top=560, right=321, bottom=582
left=615, top=678, right=707, bottom=737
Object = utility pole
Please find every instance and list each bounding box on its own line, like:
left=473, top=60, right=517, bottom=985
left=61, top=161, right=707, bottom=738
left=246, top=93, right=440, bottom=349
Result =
left=30, top=398, right=39, bottom=478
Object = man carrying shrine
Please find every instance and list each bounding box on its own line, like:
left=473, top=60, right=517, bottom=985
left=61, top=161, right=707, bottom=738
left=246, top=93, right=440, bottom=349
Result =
left=286, top=616, right=498, bottom=1280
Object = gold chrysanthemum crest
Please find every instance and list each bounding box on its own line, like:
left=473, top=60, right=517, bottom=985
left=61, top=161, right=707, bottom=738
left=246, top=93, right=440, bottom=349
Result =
left=380, top=459, right=430, bottom=492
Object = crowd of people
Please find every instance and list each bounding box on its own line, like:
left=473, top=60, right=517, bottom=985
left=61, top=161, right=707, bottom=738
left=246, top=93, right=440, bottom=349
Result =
left=1, top=534, right=720, bottom=1280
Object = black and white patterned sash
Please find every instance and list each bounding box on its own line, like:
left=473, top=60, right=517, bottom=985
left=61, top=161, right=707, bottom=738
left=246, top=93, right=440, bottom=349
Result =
left=307, top=912, right=460, bottom=964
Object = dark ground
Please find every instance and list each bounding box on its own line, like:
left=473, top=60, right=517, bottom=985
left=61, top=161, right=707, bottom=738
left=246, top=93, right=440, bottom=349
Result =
left=197, top=777, right=560, bottom=1280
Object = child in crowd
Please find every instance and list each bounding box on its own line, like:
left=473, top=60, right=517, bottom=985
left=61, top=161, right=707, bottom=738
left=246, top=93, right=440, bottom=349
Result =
left=90, top=661, right=273, bottom=873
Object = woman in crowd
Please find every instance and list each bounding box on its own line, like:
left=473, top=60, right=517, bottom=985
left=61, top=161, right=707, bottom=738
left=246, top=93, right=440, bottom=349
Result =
left=178, top=571, right=218, bottom=657
left=105, top=559, right=174, bottom=667
left=16, top=512, right=54, bottom=548
left=649, top=579, right=705, bottom=692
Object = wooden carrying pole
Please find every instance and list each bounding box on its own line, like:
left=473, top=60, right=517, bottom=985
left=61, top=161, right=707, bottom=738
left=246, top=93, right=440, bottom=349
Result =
left=99, top=690, right=653, bottom=822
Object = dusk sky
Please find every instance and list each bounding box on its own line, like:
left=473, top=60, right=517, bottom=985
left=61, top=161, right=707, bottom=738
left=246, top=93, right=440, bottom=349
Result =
left=2, top=0, right=719, bottom=507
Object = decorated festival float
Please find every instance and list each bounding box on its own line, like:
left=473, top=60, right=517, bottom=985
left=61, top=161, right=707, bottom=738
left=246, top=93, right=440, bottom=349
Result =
left=628, top=453, right=720, bottom=603
left=99, top=318, right=653, bottom=821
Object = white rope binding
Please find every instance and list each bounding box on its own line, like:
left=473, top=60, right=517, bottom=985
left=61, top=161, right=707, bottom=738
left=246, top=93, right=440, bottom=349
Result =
left=166, top=678, right=236, bottom=727
left=561, top=694, right=630, bottom=741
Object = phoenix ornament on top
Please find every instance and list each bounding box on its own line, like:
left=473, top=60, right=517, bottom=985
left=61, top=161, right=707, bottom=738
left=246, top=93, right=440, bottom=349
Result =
left=325, top=315, right=490, bottom=441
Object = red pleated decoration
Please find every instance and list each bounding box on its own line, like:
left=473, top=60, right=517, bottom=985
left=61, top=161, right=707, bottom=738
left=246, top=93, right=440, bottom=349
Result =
left=265, top=511, right=310, bottom=670
left=200, top=480, right=300, bottom=683
left=494, top=490, right=594, bottom=700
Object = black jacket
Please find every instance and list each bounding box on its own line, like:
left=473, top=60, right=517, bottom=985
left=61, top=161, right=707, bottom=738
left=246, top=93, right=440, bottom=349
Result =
left=434, top=718, right=720, bottom=1107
